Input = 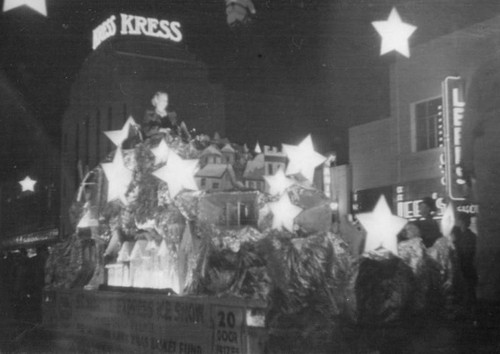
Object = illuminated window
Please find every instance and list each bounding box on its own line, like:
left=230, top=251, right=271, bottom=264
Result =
left=414, top=97, right=443, bottom=151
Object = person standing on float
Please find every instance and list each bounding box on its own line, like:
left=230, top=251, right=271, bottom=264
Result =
left=142, top=91, right=191, bottom=141
left=462, top=57, right=500, bottom=306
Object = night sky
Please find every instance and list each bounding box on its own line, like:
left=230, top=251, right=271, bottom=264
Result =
left=1, top=0, right=500, bottom=167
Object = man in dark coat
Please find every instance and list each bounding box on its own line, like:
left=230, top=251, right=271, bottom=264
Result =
left=142, top=91, right=191, bottom=141
left=414, top=197, right=442, bottom=248
left=452, top=212, right=477, bottom=314
left=462, top=57, right=500, bottom=305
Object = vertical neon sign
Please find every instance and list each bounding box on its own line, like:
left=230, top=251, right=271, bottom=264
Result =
left=442, top=77, right=467, bottom=200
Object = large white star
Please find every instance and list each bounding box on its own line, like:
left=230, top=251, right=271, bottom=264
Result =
left=282, top=135, right=326, bottom=182
left=3, top=0, right=46, bottom=16
left=151, top=139, right=170, bottom=165
left=264, top=168, right=296, bottom=195
left=372, top=7, right=417, bottom=58
left=19, top=176, right=36, bottom=192
left=102, top=148, right=133, bottom=205
left=357, top=195, right=407, bottom=255
left=152, top=151, right=199, bottom=198
left=104, top=116, right=139, bottom=147
left=268, top=193, right=303, bottom=232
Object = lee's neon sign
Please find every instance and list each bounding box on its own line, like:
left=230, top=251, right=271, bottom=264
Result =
left=442, top=77, right=466, bottom=200
left=92, top=13, right=183, bottom=50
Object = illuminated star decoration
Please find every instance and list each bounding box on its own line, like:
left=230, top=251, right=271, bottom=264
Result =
left=264, top=168, right=296, bottom=195
left=101, top=148, right=133, bottom=205
left=282, top=135, right=327, bottom=182
left=19, top=176, right=37, bottom=192
left=357, top=195, right=407, bottom=255
left=440, top=202, right=455, bottom=239
left=104, top=116, right=139, bottom=147
left=372, top=7, right=417, bottom=58
left=150, top=139, right=170, bottom=165
left=152, top=150, right=199, bottom=198
left=268, top=193, right=303, bottom=232
left=3, top=0, right=47, bottom=16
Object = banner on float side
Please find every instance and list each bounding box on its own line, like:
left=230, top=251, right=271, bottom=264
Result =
left=43, top=290, right=265, bottom=354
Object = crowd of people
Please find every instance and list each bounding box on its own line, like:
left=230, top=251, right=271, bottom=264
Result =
left=397, top=197, right=478, bottom=320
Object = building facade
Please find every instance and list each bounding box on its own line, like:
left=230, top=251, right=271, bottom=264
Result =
left=349, top=16, right=500, bottom=218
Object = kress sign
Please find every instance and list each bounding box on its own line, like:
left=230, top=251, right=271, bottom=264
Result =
left=92, top=13, right=183, bottom=50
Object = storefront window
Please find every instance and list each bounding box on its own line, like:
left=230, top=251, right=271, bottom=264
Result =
left=414, top=97, right=443, bottom=151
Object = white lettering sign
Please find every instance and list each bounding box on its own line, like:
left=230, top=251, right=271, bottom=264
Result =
left=92, top=13, right=183, bottom=50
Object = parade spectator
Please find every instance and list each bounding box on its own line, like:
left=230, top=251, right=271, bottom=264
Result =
left=462, top=56, right=500, bottom=307
left=13, top=249, right=29, bottom=318
left=414, top=197, right=442, bottom=248
left=142, top=91, right=191, bottom=141
left=451, top=212, right=477, bottom=314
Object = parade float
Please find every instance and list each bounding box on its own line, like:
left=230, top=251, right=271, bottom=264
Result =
left=42, top=116, right=358, bottom=353
left=42, top=114, right=463, bottom=353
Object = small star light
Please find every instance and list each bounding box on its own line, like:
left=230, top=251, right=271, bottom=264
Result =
left=152, top=151, right=199, bottom=198
left=357, top=195, right=407, bottom=255
left=19, top=176, right=36, bottom=192
left=282, top=135, right=327, bottom=182
left=104, top=116, right=138, bottom=147
left=101, top=148, right=133, bottom=204
left=372, top=7, right=417, bottom=58
left=268, top=193, right=303, bottom=232
left=151, top=139, right=170, bottom=165
left=264, top=168, right=295, bottom=195
left=3, top=0, right=47, bottom=16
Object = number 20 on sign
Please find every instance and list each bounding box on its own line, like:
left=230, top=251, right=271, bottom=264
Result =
left=213, top=306, right=244, bottom=354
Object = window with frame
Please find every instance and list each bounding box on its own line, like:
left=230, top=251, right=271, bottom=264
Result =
left=414, top=97, right=443, bottom=151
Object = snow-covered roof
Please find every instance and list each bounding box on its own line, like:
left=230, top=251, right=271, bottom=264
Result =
left=221, top=143, right=236, bottom=153
left=200, top=144, right=222, bottom=157
left=196, top=164, right=229, bottom=178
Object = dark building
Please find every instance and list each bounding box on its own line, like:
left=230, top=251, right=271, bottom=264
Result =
left=0, top=70, right=59, bottom=250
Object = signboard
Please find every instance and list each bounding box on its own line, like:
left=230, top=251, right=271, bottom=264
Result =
left=93, top=13, right=183, bottom=50
left=212, top=306, right=245, bottom=354
left=0, top=228, right=59, bottom=250
left=43, top=290, right=266, bottom=354
left=393, top=178, right=446, bottom=220
left=442, top=77, right=467, bottom=200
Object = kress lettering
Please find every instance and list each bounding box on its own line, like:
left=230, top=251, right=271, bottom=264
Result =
left=120, top=14, right=183, bottom=42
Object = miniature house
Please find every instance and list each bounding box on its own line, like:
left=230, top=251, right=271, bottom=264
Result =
left=199, top=144, right=224, bottom=167
left=242, top=153, right=265, bottom=192
left=263, top=145, right=287, bottom=176
left=196, top=164, right=236, bottom=191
